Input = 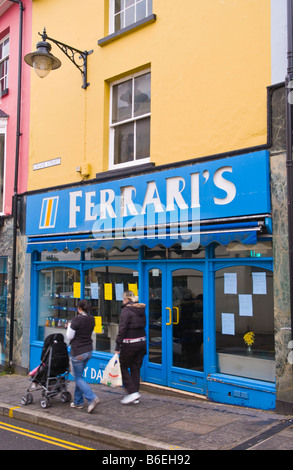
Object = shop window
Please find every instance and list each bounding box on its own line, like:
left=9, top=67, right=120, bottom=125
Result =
left=0, top=35, right=9, bottom=96
left=110, top=0, right=153, bottom=33
left=40, top=249, right=81, bottom=262
left=168, top=245, right=205, bottom=259
left=84, top=266, right=139, bottom=353
left=38, top=267, right=80, bottom=341
left=215, top=240, right=273, bottom=259
left=110, top=71, right=151, bottom=169
left=215, top=265, right=275, bottom=382
left=144, top=245, right=205, bottom=260
left=84, top=247, right=138, bottom=260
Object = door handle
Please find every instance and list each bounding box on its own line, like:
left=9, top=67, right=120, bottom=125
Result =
left=173, top=307, right=179, bottom=325
left=166, top=307, right=172, bottom=325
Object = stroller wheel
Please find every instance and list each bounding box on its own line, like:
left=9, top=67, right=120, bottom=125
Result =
left=60, top=391, right=72, bottom=403
left=40, top=397, right=52, bottom=409
left=21, top=393, right=33, bottom=405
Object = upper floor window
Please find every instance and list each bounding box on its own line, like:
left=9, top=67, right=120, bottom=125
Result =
left=111, top=0, right=153, bottom=33
left=0, top=36, right=9, bottom=96
left=109, top=70, right=151, bottom=169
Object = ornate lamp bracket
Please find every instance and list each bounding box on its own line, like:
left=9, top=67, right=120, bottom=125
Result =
left=39, top=28, right=93, bottom=89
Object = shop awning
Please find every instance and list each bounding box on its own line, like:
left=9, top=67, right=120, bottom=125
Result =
left=26, top=220, right=264, bottom=253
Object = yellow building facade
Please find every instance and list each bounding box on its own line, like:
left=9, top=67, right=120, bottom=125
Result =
left=24, top=1, right=284, bottom=411
left=27, top=0, right=271, bottom=190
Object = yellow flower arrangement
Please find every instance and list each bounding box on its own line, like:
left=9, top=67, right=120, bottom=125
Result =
left=243, top=331, right=255, bottom=346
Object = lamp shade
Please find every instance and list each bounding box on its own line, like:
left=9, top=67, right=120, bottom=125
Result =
left=24, top=40, right=61, bottom=78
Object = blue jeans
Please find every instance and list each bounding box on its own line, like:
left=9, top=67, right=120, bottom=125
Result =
left=70, top=352, right=97, bottom=405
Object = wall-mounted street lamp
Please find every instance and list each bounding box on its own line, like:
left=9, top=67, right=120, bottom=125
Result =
left=24, top=28, right=93, bottom=89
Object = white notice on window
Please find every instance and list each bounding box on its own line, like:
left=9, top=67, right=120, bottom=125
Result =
left=221, top=313, right=235, bottom=336
left=90, top=283, right=99, bottom=300
left=239, top=294, right=253, bottom=316
left=252, top=272, right=267, bottom=295
left=224, top=273, right=237, bottom=294
left=115, top=283, right=124, bottom=301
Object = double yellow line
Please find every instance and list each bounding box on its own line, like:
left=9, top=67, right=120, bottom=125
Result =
left=0, top=420, right=95, bottom=450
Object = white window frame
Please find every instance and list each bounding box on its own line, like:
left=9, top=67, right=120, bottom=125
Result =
left=0, top=118, right=7, bottom=215
left=0, top=35, right=9, bottom=95
left=109, top=69, right=151, bottom=170
left=109, top=0, right=153, bottom=34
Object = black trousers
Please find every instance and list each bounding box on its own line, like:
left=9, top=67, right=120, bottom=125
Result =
left=119, top=342, right=146, bottom=394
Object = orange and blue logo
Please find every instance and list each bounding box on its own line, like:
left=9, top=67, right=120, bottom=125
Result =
left=39, top=197, right=59, bottom=229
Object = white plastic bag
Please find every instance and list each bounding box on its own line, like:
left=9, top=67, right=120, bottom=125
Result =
left=101, top=353, right=122, bottom=387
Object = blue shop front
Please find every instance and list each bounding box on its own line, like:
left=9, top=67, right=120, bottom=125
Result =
left=26, top=150, right=275, bottom=410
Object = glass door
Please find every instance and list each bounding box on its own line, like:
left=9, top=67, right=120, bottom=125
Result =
left=170, top=268, right=204, bottom=370
left=144, top=262, right=205, bottom=394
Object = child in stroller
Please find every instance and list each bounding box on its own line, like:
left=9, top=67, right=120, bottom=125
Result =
left=21, top=333, right=72, bottom=409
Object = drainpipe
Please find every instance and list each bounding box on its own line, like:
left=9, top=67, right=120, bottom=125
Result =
left=7, top=0, right=24, bottom=368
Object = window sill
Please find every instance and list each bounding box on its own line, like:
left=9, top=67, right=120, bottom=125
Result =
left=95, top=162, right=155, bottom=181
left=98, top=14, right=156, bottom=46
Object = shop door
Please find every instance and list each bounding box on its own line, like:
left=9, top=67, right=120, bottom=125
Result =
left=143, top=263, right=205, bottom=394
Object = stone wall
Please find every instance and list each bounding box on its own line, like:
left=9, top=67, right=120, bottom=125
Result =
left=270, top=85, right=293, bottom=407
left=0, top=217, right=13, bottom=367
left=0, top=216, right=27, bottom=373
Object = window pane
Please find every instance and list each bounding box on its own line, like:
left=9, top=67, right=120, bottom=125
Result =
left=134, top=72, right=151, bottom=117
left=115, top=0, right=124, bottom=13
left=125, top=0, right=135, bottom=6
left=0, top=63, right=4, bottom=93
left=85, top=247, right=139, bottom=261
left=115, top=12, right=123, bottom=31
left=136, top=117, right=150, bottom=159
left=148, top=268, right=162, bottom=364
left=3, top=39, right=9, bottom=58
left=38, top=267, right=80, bottom=342
left=125, top=5, right=135, bottom=27
left=85, top=266, right=139, bottom=353
left=0, top=258, right=7, bottom=364
left=1, top=58, right=8, bottom=93
left=215, top=241, right=273, bottom=258
left=136, top=0, right=147, bottom=21
left=111, top=72, right=151, bottom=166
left=147, top=0, right=153, bottom=15
left=144, top=246, right=167, bottom=259
left=40, top=250, right=81, bottom=262
left=172, top=269, right=204, bottom=371
left=0, top=38, right=9, bottom=61
left=114, top=121, right=134, bottom=164
left=112, top=80, right=132, bottom=123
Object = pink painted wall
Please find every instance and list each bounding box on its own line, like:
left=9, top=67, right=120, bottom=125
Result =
left=0, top=0, right=32, bottom=215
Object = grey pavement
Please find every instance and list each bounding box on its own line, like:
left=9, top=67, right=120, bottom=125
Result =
left=0, top=373, right=293, bottom=450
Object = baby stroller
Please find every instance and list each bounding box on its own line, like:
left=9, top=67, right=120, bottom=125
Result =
left=21, top=333, right=72, bottom=409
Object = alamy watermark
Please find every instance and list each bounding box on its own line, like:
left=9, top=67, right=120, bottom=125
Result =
left=91, top=197, right=200, bottom=250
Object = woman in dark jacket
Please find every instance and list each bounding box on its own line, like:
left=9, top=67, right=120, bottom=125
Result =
left=115, top=291, right=147, bottom=404
left=66, top=300, right=99, bottom=413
